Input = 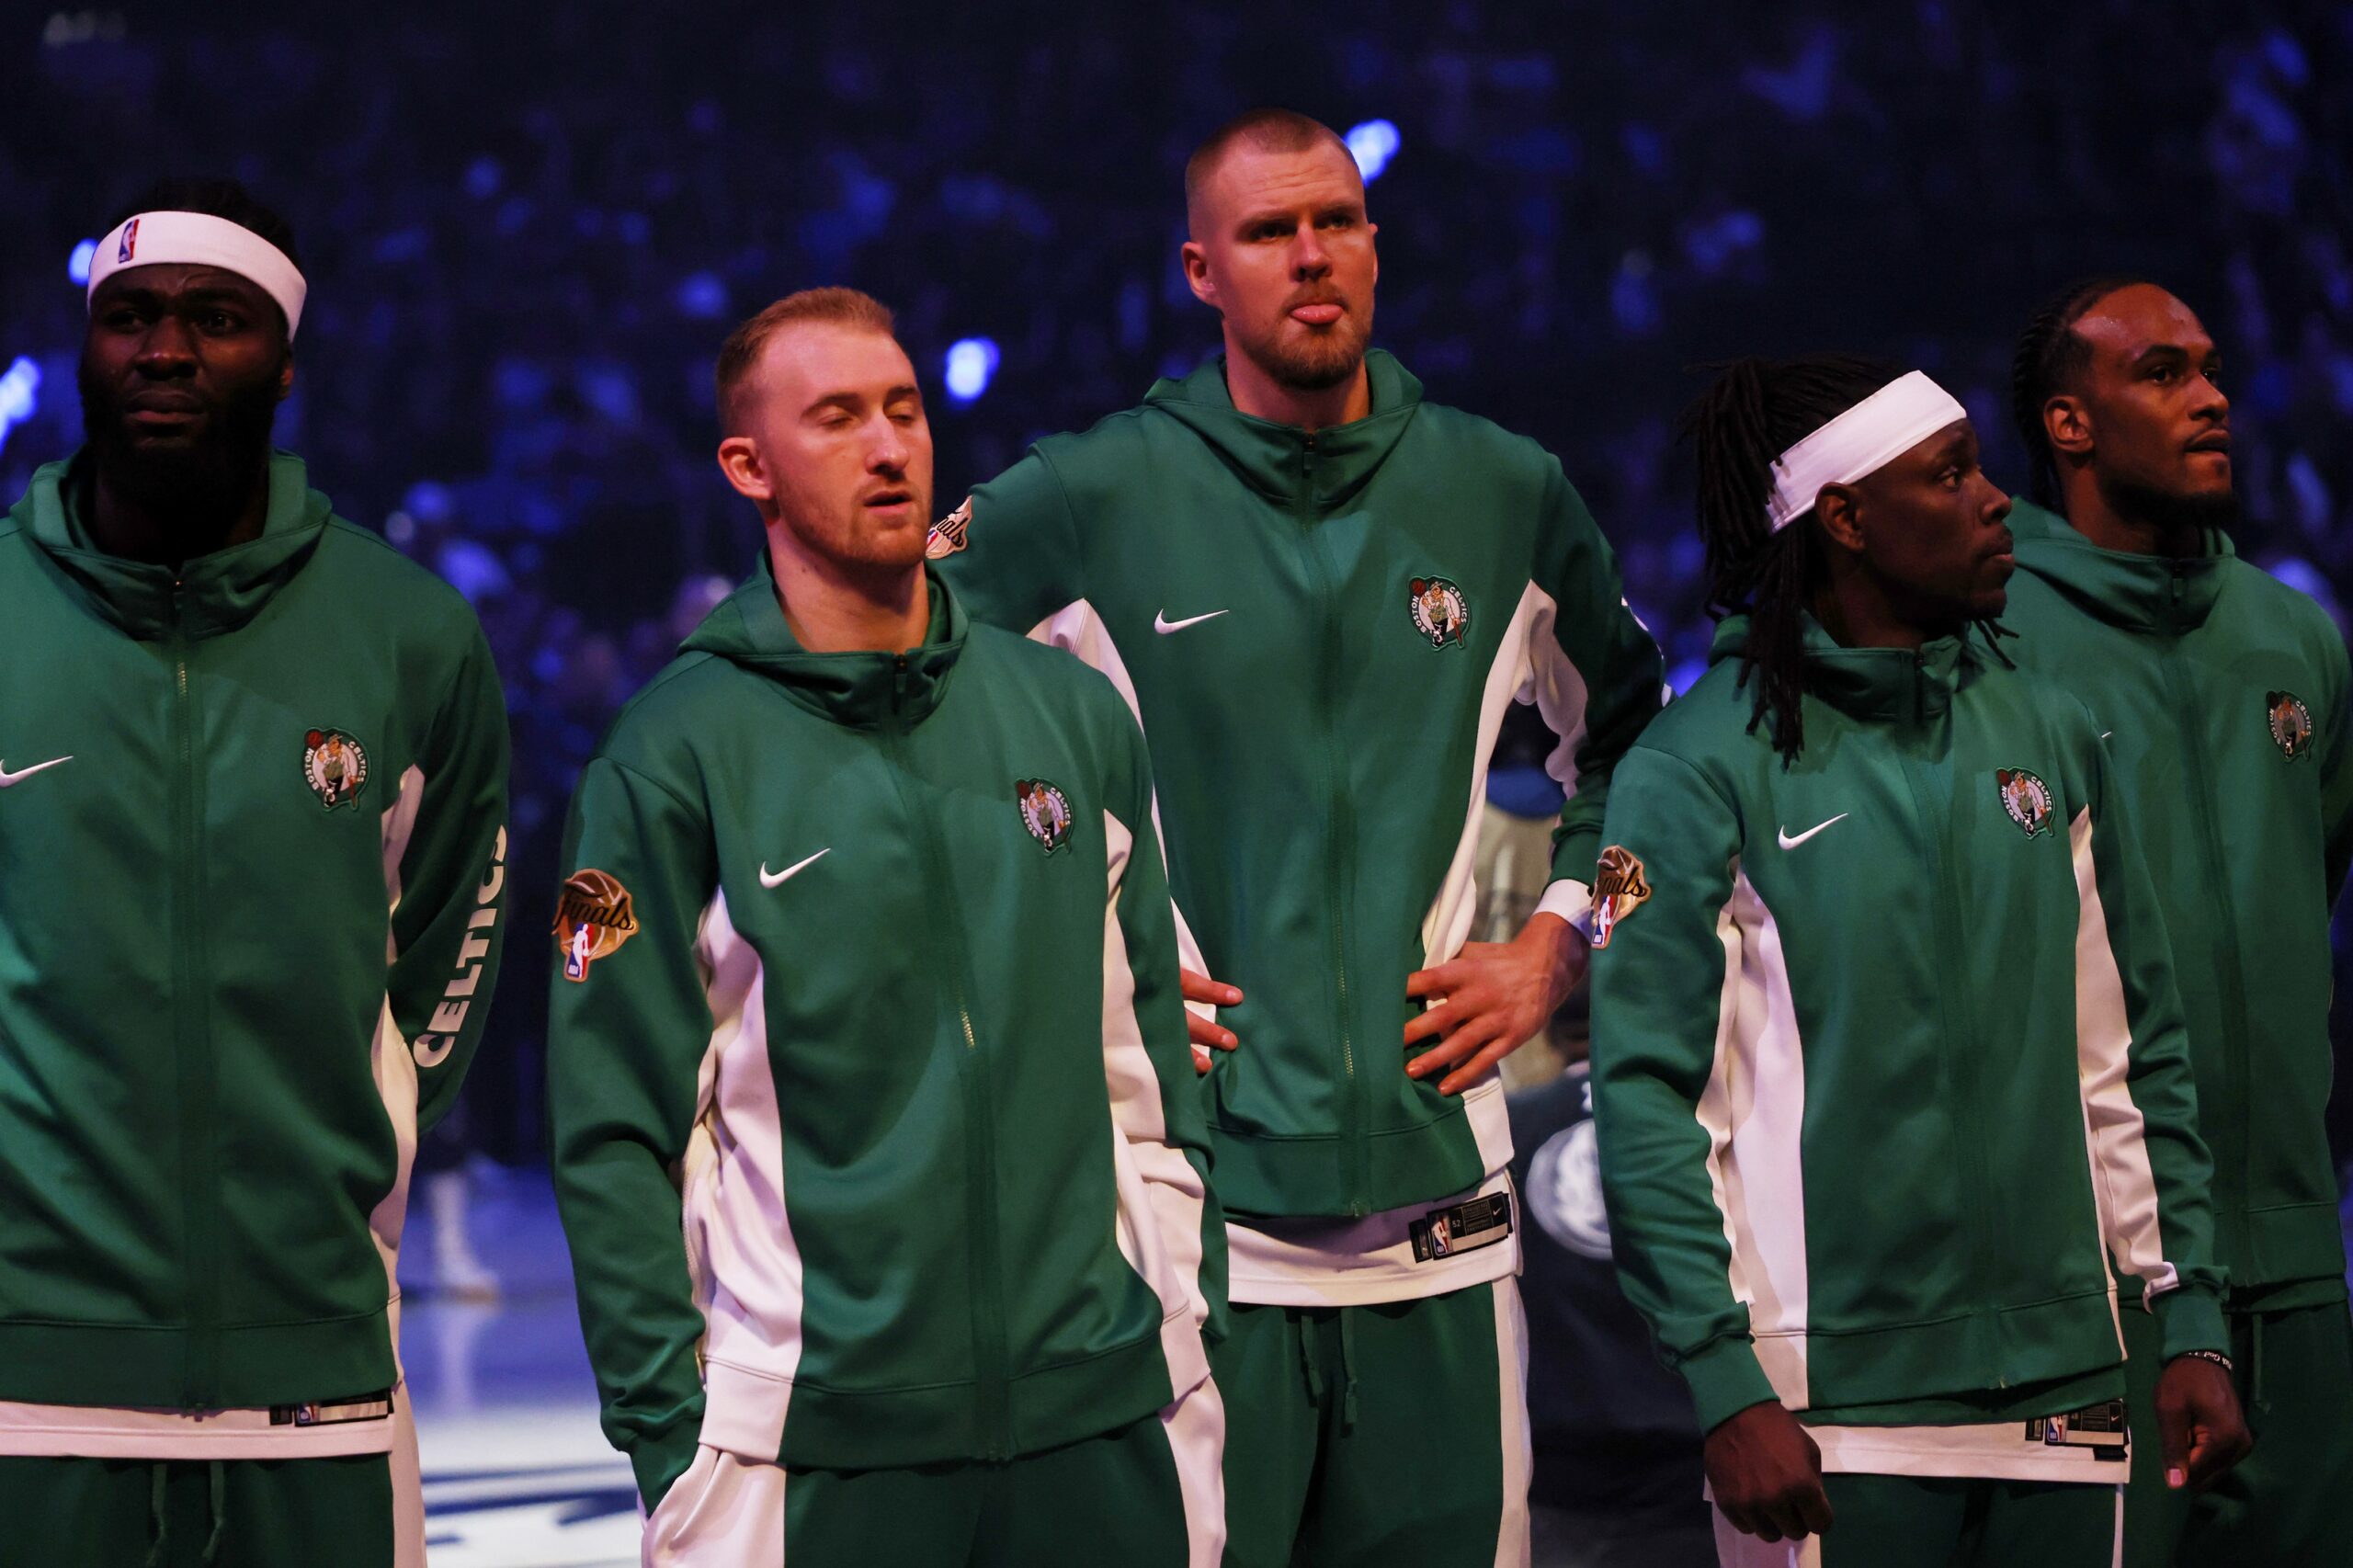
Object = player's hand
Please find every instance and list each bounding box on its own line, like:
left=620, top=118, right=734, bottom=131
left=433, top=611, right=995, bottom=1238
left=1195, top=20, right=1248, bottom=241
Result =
left=1182, top=968, right=1241, bottom=1074
left=1403, top=913, right=1586, bottom=1095
left=2155, top=1355, right=2252, bottom=1492
left=1703, top=1402, right=1834, bottom=1543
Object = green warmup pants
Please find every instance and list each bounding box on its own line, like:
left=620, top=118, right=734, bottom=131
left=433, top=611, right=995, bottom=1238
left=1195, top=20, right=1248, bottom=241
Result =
left=1215, top=1277, right=1529, bottom=1568
left=2120, top=1293, right=2353, bottom=1566
left=0, top=1453, right=394, bottom=1568
left=643, top=1391, right=1222, bottom=1566
left=1711, top=1474, right=2117, bottom=1567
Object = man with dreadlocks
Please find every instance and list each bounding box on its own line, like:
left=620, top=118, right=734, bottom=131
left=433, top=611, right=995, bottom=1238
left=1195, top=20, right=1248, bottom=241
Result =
left=1587, top=355, right=2249, bottom=1564
left=2003, top=278, right=2353, bottom=1567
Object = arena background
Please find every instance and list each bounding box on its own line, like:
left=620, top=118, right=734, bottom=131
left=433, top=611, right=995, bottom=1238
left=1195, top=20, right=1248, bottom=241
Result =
left=5, top=6, right=2349, bottom=1563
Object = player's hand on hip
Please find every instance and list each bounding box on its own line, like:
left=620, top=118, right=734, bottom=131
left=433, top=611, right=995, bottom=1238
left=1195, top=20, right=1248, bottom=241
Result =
left=1703, top=1401, right=1834, bottom=1543
left=2155, top=1353, right=2253, bottom=1491
left=1181, top=968, right=1242, bottom=1074
left=1403, top=912, right=1586, bottom=1095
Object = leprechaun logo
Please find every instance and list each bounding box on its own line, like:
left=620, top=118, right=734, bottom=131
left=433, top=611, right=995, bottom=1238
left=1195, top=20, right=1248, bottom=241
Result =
left=1995, top=767, right=2054, bottom=838
left=553, top=869, right=638, bottom=982
left=1590, top=846, right=1651, bottom=949
left=2268, top=690, right=2313, bottom=761
left=1016, top=778, right=1074, bottom=854
left=301, top=728, right=369, bottom=810
left=1408, top=576, right=1471, bottom=649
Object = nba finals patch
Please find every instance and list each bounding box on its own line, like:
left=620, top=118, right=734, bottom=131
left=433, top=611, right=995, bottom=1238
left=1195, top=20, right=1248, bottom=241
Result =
left=1996, top=767, right=2054, bottom=838
left=1016, top=778, right=1074, bottom=854
left=554, top=869, right=638, bottom=982
left=926, top=495, right=972, bottom=560
left=1590, top=846, right=1650, bottom=949
left=301, top=728, right=369, bottom=809
left=2268, top=690, right=2313, bottom=760
left=1408, top=575, right=1471, bottom=649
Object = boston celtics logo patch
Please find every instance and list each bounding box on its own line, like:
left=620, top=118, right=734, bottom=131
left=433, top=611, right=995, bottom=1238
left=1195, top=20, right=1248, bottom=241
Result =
left=1996, top=767, right=2054, bottom=838
left=2268, top=690, right=2313, bottom=761
left=553, top=869, right=638, bottom=982
left=301, top=728, right=369, bottom=810
left=1408, top=575, right=1471, bottom=649
left=1590, top=846, right=1651, bottom=949
left=926, top=494, right=972, bottom=560
left=1016, top=778, right=1074, bottom=854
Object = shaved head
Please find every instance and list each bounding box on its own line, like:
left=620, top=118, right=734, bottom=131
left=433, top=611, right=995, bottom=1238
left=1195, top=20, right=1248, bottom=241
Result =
left=1185, top=108, right=1358, bottom=238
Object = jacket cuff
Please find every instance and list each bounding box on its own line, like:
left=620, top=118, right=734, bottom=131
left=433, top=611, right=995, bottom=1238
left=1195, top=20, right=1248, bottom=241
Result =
left=627, top=1415, right=707, bottom=1515
left=2150, top=1281, right=2230, bottom=1361
left=1534, top=878, right=1593, bottom=936
left=1678, top=1335, right=1781, bottom=1434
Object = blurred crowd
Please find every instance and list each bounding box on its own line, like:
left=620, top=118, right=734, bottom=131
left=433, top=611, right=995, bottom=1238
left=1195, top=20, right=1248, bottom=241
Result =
left=3, top=4, right=2350, bottom=1161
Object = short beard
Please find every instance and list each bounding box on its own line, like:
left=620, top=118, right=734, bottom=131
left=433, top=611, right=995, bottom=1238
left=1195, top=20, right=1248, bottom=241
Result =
left=78, top=357, right=282, bottom=522
left=1247, top=310, right=1373, bottom=393
left=2095, top=466, right=2239, bottom=544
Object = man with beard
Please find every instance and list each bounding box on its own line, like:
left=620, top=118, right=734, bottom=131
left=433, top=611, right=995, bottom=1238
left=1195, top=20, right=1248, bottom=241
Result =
left=2005, top=278, right=2353, bottom=1565
left=0, top=180, right=511, bottom=1566
left=935, top=109, right=1664, bottom=1566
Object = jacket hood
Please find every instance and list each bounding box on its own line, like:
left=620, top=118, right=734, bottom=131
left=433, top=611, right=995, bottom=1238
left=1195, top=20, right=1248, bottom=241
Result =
left=681, top=555, right=968, bottom=727
left=1141, top=348, right=1423, bottom=510
left=1709, top=611, right=1985, bottom=727
left=6, top=449, right=333, bottom=640
left=2009, top=499, right=2234, bottom=634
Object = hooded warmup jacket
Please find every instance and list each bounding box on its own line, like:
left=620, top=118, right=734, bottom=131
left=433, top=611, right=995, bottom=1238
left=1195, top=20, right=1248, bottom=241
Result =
left=2004, top=500, right=2353, bottom=1307
left=938, top=350, right=1664, bottom=1304
left=1590, top=617, right=2226, bottom=1479
left=0, top=451, right=510, bottom=1457
left=548, top=568, right=1220, bottom=1510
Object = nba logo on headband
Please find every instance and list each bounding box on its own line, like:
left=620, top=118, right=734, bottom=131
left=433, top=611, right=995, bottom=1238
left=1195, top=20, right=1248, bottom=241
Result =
left=118, top=218, right=139, bottom=263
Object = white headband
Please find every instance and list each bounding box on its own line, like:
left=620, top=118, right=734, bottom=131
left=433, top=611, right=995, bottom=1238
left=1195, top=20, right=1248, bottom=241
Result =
left=85, top=210, right=308, bottom=339
left=1765, top=370, right=1968, bottom=530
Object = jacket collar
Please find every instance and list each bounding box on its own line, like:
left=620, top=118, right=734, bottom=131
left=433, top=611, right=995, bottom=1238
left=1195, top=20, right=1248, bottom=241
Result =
left=1711, top=611, right=1985, bottom=729
left=680, top=556, right=968, bottom=729
left=1140, top=348, right=1423, bottom=511
left=2009, top=498, right=2232, bottom=634
left=7, top=449, right=332, bottom=641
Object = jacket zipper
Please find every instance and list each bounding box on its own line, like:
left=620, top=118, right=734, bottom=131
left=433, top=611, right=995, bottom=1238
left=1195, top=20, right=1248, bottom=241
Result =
left=882, top=653, right=1013, bottom=1458
left=2159, top=564, right=2252, bottom=1259
left=1296, top=433, right=1368, bottom=1215
left=1901, top=652, right=2005, bottom=1388
left=169, top=580, right=222, bottom=1404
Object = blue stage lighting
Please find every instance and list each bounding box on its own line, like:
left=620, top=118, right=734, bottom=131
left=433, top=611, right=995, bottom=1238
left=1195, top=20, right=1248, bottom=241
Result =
left=1346, top=119, right=1401, bottom=182
left=68, top=239, right=97, bottom=285
left=944, top=337, right=1000, bottom=403
left=0, top=357, right=42, bottom=452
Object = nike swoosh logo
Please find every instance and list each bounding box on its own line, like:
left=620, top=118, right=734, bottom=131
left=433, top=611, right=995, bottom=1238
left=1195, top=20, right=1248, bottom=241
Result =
left=0, top=756, right=72, bottom=788
left=759, top=848, right=831, bottom=888
left=1777, top=813, right=1848, bottom=850
left=1154, top=609, right=1229, bottom=635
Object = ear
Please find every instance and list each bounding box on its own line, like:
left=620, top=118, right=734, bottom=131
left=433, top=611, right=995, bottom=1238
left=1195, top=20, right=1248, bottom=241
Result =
left=716, top=435, right=773, bottom=506
left=1813, top=484, right=1868, bottom=554
left=2042, top=394, right=2093, bottom=461
left=277, top=350, right=296, bottom=403
left=1181, top=239, right=1219, bottom=312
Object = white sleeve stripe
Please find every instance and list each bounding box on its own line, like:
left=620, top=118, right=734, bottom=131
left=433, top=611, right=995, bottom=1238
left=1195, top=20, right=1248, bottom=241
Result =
left=2069, top=807, right=2181, bottom=1300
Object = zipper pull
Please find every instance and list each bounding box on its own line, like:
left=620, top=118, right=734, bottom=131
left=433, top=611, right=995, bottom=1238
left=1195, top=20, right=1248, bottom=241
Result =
left=892, top=653, right=910, bottom=714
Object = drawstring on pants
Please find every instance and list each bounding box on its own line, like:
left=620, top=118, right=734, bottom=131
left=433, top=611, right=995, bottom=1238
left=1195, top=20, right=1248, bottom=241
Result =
left=140, top=1460, right=229, bottom=1566
left=143, top=1463, right=171, bottom=1568
left=1298, top=1310, right=1362, bottom=1431
left=200, top=1459, right=227, bottom=1566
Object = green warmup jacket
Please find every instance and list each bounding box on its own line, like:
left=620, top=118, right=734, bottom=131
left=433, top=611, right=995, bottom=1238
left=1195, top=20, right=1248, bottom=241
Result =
left=549, top=566, right=1220, bottom=1510
left=0, top=451, right=510, bottom=1455
left=938, top=350, right=1663, bottom=1304
left=1589, top=617, right=2226, bottom=1457
left=2004, top=501, right=2353, bottom=1307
